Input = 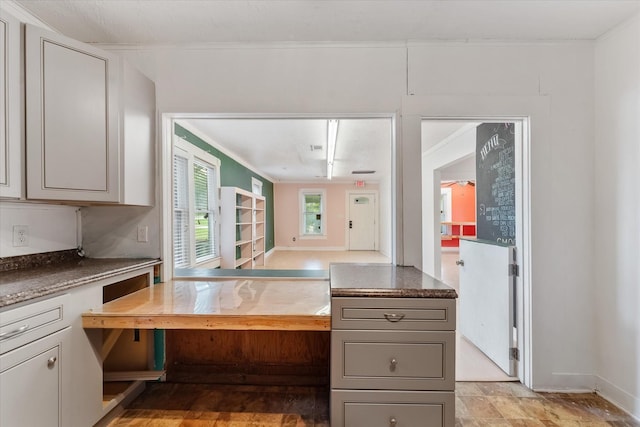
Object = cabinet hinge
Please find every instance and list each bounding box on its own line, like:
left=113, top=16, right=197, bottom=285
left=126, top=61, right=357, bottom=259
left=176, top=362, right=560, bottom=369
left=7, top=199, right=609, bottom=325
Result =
left=510, top=347, right=520, bottom=361
left=509, top=263, right=519, bottom=277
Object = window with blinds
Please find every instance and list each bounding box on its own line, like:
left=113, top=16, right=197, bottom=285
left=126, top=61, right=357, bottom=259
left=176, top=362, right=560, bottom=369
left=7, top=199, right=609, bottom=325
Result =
left=173, top=138, right=221, bottom=269
left=173, top=155, right=190, bottom=268
left=299, top=190, right=326, bottom=236
left=193, top=160, right=218, bottom=262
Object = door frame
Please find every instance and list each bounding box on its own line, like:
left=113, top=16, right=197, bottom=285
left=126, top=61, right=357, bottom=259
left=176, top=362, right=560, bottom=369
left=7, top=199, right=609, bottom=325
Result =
left=345, top=189, right=379, bottom=251
left=422, top=116, right=530, bottom=386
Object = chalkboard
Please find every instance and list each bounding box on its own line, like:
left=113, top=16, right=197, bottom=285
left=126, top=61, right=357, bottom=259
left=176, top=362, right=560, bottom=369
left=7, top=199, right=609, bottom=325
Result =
left=475, top=123, right=516, bottom=245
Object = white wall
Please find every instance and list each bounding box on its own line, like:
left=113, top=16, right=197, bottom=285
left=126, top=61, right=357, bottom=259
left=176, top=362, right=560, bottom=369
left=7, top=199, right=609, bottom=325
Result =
left=404, top=42, right=596, bottom=390
left=378, top=171, right=393, bottom=259
left=594, top=14, right=640, bottom=418
left=0, top=202, right=78, bottom=257
left=114, top=41, right=599, bottom=392
left=3, top=1, right=634, bottom=406
left=81, top=206, right=161, bottom=259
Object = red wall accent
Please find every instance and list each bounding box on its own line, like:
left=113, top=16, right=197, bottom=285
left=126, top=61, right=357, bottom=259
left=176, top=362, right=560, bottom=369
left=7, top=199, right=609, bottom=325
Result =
left=441, top=183, right=476, bottom=248
left=451, top=184, right=476, bottom=222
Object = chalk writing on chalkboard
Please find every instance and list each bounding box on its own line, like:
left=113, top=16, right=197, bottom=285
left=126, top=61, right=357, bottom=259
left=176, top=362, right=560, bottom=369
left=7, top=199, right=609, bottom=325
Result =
left=475, top=123, right=516, bottom=245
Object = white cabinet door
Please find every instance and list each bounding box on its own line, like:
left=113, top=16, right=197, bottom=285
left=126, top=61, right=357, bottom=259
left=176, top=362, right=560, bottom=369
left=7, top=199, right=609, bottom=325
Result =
left=120, top=60, right=155, bottom=206
left=0, top=327, right=71, bottom=427
left=67, top=284, right=104, bottom=427
left=0, top=8, right=23, bottom=199
left=25, top=24, right=120, bottom=202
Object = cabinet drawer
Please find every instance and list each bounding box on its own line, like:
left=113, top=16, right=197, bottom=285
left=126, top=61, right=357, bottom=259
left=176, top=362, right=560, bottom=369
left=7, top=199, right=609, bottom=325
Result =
left=331, top=390, right=454, bottom=427
left=331, top=330, right=455, bottom=391
left=0, top=294, right=70, bottom=354
left=332, top=297, right=455, bottom=331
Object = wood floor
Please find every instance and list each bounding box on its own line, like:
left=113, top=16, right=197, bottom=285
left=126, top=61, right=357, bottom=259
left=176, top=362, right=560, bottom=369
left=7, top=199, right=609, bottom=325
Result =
left=106, top=382, right=640, bottom=426
left=106, top=251, right=638, bottom=425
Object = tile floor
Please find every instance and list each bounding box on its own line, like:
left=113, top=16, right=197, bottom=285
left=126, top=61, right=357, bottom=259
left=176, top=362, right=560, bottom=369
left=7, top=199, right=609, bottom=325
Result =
left=106, top=382, right=639, bottom=426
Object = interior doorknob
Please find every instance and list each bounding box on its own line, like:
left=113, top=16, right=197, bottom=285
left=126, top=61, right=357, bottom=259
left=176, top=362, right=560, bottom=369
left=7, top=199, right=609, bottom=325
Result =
left=456, top=259, right=464, bottom=266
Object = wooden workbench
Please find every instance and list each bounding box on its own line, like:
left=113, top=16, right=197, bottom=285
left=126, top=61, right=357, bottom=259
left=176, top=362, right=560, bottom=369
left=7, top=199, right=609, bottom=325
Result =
left=82, top=279, right=331, bottom=331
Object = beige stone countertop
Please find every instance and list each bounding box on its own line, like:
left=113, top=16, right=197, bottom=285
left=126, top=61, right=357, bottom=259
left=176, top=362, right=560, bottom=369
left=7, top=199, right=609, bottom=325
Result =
left=0, top=258, right=161, bottom=308
left=329, top=263, right=458, bottom=298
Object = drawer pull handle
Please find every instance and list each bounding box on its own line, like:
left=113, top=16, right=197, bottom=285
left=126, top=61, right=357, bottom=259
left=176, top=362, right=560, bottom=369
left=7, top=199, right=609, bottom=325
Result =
left=0, top=324, right=30, bottom=341
left=47, top=356, right=57, bottom=369
left=390, top=358, right=398, bottom=371
left=389, top=417, right=397, bottom=427
left=384, top=313, right=405, bottom=322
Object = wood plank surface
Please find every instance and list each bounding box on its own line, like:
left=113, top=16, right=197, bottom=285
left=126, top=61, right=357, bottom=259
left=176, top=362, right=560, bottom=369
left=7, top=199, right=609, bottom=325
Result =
left=166, top=329, right=330, bottom=385
left=82, top=279, right=331, bottom=331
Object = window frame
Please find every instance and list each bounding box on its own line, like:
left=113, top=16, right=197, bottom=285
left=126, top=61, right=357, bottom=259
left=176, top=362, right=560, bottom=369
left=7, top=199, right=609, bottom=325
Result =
left=173, top=138, right=222, bottom=268
left=299, top=188, right=327, bottom=239
left=251, top=177, right=263, bottom=196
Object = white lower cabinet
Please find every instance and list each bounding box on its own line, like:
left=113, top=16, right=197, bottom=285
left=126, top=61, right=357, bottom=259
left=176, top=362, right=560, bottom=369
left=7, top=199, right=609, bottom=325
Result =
left=331, top=297, right=456, bottom=427
left=0, top=326, right=71, bottom=427
left=332, top=390, right=454, bottom=427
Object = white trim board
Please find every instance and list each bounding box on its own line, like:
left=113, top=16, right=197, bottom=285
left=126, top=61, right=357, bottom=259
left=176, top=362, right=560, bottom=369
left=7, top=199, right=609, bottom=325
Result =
left=596, top=375, right=640, bottom=422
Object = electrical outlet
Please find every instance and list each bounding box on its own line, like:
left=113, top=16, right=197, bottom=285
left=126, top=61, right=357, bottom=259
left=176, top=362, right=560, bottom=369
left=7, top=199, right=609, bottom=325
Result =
left=13, top=225, right=29, bottom=247
left=137, top=225, right=149, bottom=243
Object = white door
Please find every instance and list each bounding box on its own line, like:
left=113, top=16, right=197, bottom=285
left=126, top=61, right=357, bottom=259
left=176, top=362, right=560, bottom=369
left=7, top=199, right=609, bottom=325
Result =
left=459, top=239, right=517, bottom=376
left=348, top=194, right=376, bottom=250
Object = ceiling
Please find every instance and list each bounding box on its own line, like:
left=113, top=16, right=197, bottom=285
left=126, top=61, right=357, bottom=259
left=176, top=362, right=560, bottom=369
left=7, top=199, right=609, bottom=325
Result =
left=13, top=1, right=640, bottom=44
left=179, top=118, right=392, bottom=183
left=12, top=0, right=638, bottom=183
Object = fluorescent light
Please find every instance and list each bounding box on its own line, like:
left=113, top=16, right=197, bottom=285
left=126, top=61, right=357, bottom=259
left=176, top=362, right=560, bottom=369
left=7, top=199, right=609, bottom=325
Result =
left=326, top=119, right=338, bottom=180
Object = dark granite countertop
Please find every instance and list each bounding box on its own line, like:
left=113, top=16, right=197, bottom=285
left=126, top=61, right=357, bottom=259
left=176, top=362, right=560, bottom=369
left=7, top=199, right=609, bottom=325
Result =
left=330, top=263, right=457, bottom=298
left=0, top=258, right=161, bottom=308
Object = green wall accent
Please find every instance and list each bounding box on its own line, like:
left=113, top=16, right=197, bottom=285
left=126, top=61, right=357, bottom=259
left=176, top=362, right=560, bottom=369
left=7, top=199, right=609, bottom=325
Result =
left=174, top=123, right=275, bottom=253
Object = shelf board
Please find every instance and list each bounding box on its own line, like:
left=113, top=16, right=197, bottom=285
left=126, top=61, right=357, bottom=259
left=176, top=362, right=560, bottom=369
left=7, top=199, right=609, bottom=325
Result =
left=235, top=257, right=252, bottom=268
left=235, top=239, right=252, bottom=246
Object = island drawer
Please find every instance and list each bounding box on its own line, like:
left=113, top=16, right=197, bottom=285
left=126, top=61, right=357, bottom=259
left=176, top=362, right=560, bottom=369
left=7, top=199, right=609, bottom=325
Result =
left=331, top=297, right=455, bottom=331
left=0, top=293, right=71, bottom=354
left=331, top=330, right=455, bottom=391
left=331, top=389, right=454, bottom=427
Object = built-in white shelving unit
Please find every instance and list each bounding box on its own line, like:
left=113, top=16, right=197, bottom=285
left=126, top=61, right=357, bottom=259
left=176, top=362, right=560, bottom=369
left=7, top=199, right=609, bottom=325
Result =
left=220, top=187, right=266, bottom=269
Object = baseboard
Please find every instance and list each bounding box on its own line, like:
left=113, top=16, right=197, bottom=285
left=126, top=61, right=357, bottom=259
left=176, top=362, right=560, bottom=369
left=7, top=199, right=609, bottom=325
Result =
left=596, top=375, right=640, bottom=421
left=265, top=247, right=276, bottom=258
left=532, top=373, right=596, bottom=393
left=273, top=246, right=347, bottom=252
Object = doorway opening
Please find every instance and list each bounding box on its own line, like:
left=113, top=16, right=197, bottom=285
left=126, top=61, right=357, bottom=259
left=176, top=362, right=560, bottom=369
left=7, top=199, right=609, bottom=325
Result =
left=161, top=114, right=396, bottom=278
left=422, top=118, right=529, bottom=385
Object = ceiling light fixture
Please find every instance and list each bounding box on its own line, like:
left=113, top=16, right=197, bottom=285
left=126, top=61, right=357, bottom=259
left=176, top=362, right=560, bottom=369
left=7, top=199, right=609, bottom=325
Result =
left=326, top=119, right=339, bottom=180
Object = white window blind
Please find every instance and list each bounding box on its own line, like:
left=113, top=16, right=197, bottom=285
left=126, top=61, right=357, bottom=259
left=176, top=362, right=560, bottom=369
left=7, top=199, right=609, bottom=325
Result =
left=173, top=138, right=221, bottom=269
left=194, top=160, right=218, bottom=261
left=173, top=154, right=190, bottom=268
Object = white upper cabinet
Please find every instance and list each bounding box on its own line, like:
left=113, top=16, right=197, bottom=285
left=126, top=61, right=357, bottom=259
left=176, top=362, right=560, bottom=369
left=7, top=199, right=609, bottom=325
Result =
left=25, top=24, right=120, bottom=203
left=0, top=9, right=23, bottom=199
left=120, top=60, right=156, bottom=206
left=24, top=24, right=155, bottom=205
